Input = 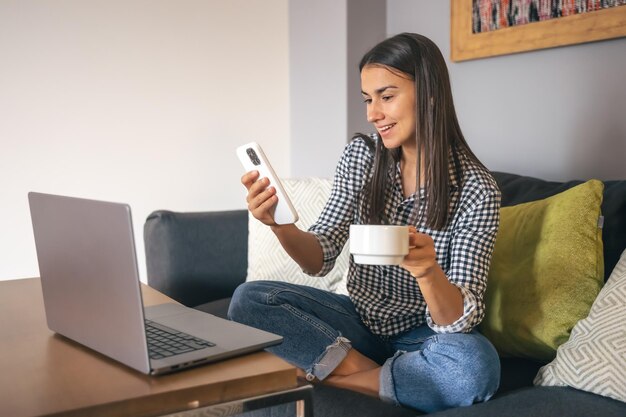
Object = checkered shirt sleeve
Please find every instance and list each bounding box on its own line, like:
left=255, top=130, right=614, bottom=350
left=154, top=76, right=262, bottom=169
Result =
left=307, top=140, right=374, bottom=277
left=425, top=184, right=500, bottom=333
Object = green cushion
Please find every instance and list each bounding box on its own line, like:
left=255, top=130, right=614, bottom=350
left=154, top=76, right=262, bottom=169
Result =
left=480, top=180, right=605, bottom=362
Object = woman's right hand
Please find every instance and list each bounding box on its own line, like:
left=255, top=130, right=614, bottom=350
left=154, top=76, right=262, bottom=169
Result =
left=241, top=170, right=279, bottom=226
left=242, top=170, right=324, bottom=274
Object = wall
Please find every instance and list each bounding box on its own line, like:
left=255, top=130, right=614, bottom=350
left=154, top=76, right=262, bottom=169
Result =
left=289, top=0, right=387, bottom=178
left=289, top=0, right=347, bottom=178
left=5, top=0, right=623, bottom=280
left=347, top=0, right=388, bottom=139
left=387, top=0, right=626, bottom=181
left=0, top=0, right=290, bottom=281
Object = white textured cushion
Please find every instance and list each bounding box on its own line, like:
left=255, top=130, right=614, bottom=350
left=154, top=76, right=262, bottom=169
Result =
left=246, top=178, right=350, bottom=292
left=534, top=248, right=626, bottom=403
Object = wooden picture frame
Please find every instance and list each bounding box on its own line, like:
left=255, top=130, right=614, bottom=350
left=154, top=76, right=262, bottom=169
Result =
left=451, top=0, right=626, bottom=62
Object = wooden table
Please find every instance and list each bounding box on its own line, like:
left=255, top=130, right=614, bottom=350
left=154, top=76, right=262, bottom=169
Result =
left=0, top=278, right=310, bottom=417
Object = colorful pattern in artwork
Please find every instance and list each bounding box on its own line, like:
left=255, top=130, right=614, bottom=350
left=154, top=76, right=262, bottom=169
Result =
left=472, top=0, right=626, bottom=33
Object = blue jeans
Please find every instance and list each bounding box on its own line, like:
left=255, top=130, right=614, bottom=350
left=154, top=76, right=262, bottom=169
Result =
left=228, top=281, right=500, bottom=413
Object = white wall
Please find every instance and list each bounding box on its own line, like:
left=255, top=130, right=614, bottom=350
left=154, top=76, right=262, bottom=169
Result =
left=289, top=0, right=387, bottom=178
left=388, top=0, right=626, bottom=182
left=0, top=0, right=290, bottom=281
left=289, top=0, right=347, bottom=178
left=347, top=0, right=387, bottom=139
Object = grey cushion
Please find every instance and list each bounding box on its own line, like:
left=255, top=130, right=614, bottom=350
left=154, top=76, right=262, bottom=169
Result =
left=428, top=386, right=626, bottom=417
left=309, top=386, right=626, bottom=417
left=312, top=384, right=420, bottom=416
left=144, top=209, right=248, bottom=307
left=195, top=297, right=232, bottom=319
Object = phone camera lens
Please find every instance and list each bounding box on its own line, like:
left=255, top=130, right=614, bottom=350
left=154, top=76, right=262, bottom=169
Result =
left=246, top=148, right=261, bottom=166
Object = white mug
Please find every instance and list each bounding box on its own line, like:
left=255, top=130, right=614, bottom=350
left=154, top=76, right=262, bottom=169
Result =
left=349, top=225, right=410, bottom=265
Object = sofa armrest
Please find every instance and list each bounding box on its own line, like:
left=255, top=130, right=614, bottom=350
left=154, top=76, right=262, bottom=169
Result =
left=144, top=209, right=248, bottom=307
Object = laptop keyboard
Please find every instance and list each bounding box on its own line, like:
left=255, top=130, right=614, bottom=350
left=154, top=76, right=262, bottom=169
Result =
left=145, top=320, right=215, bottom=360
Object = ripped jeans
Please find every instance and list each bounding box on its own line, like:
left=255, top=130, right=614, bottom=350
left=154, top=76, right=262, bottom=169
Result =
left=228, top=281, right=500, bottom=413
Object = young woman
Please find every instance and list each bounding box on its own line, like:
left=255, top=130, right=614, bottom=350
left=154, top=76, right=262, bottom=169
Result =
left=229, top=33, right=501, bottom=413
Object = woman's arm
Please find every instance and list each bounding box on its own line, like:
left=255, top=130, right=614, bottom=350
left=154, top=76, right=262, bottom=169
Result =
left=403, top=184, right=501, bottom=331
left=270, top=224, right=324, bottom=274
left=402, top=229, right=464, bottom=325
left=242, top=170, right=324, bottom=274
left=242, top=138, right=371, bottom=277
left=443, top=186, right=501, bottom=331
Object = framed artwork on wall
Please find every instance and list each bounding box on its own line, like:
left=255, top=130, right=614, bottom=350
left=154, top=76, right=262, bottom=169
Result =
left=451, top=0, right=626, bottom=62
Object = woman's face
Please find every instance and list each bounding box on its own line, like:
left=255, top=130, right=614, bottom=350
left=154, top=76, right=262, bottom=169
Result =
left=361, top=64, right=416, bottom=150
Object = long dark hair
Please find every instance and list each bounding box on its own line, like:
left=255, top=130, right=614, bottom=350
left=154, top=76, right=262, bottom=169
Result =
left=357, top=32, right=485, bottom=230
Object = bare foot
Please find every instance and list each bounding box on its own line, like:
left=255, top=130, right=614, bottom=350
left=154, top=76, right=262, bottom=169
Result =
left=331, top=348, right=379, bottom=376
left=323, top=367, right=381, bottom=397
left=297, top=348, right=379, bottom=388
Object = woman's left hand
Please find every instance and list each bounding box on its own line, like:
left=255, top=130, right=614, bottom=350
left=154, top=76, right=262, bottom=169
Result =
left=401, top=227, right=464, bottom=324
left=401, top=226, right=438, bottom=280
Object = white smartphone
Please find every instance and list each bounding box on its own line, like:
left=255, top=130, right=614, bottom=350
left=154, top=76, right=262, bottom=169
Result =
left=236, top=142, right=299, bottom=225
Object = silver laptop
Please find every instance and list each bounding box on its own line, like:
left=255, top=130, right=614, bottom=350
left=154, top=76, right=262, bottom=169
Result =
left=28, top=192, right=282, bottom=375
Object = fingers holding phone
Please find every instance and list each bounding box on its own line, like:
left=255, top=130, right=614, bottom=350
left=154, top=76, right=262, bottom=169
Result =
left=241, top=171, right=279, bottom=226
left=236, top=142, right=299, bottom=225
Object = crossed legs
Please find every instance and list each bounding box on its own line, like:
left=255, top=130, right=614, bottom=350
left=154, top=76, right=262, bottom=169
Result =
left=228, top=281, right=500, bottom=412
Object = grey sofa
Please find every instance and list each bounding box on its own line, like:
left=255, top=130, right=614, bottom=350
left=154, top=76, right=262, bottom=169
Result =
left=144, top=172, right=626, bottom=417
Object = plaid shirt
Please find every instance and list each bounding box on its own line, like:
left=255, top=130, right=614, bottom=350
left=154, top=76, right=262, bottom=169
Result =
left=308, top=137, right=501, bottom=337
